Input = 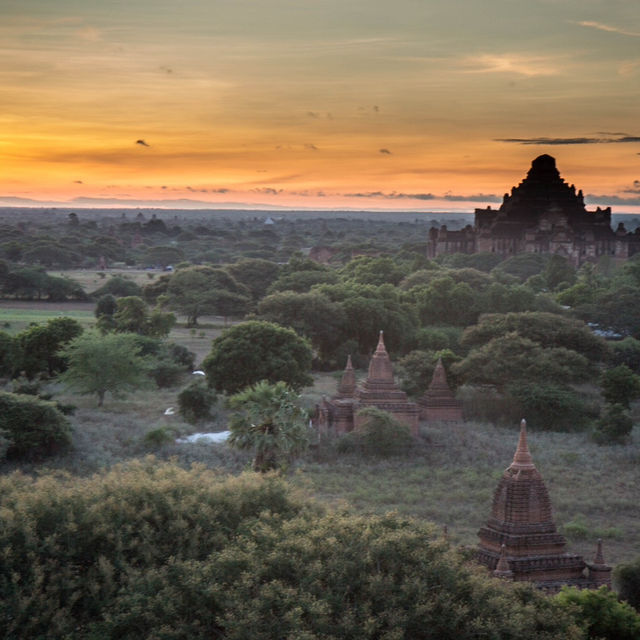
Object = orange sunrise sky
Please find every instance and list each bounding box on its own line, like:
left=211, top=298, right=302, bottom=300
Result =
left=1, top=0, right=639, bottom=212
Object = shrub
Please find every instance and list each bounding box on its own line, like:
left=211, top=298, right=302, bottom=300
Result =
left=555, top=585, right=640, bottom=640
left=0, top=463, right=583, bottom=640
left=0, top=391, right=72, bottom=460
left=600, top=365, right=640, bottom=408
left=178, top=379, right=217, bottom=423
left=592, top=403, right=634, bottom=445
left=351, top=407, right=414, bottom=457
left=506, top=382, right=597, bottom=432
left=615, top=556, right=640, bottom=611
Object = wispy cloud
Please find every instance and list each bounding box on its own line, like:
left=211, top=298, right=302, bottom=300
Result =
left=577, top=21, right=640, bottom=38
left=344, top=191, right=500, bottom=203
left=586, top=193, right=640, bottom=206
left=461, top=54, right=562, bottom=76
left=496, top=134, right=640, bottom=145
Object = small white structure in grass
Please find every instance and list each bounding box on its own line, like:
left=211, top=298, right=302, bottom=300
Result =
left=176, top=431, right=230, bottom=444
left=164, top=407, right=175, bottom=415
left=192, top=370, right=206, bottom=376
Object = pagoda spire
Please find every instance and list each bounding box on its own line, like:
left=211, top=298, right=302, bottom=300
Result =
left=375, top=330, right=387, bottom=354
left=510, top=419, right=535, bottom=471
left=593, top=539, right=605, bottom=566
left=366, top=330, right=394, bottom=382
left=337, top=355, right=356, bottom=397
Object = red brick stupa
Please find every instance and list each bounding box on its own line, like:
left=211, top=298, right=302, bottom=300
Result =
left=418, top=358, right=463, bottom=422
left=477, top=420, right=611, bottom=592
left=313, top=332, right=419, bottom=436
left=354, top=332, right=419, bottom=435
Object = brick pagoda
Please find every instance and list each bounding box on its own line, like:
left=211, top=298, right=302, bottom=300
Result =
left=314, top=332, right=419, bottom=436
left=418, top=357, right=463, bottom=421
left=477, top=420, right=611, bottom=592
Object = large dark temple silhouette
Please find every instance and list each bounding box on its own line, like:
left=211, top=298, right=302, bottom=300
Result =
left=427, top=155, right=640, bottom=265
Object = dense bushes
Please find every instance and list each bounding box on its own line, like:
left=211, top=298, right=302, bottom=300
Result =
left=0, top=464, right=584, bottom=640
left=338, top=407, right=414, bottom=457
left=178, top=378, right=217, bottom=423
left=0, top=391, right=72, bottom=460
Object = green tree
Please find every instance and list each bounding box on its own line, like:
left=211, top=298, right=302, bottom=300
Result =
left=461, top=311, right=608, bottom=364
left=91, top=276, right=142, bottom=299
left=615, top=556, right=640, bottom=612
left=59, top=331, right=151, bottom=406
left=167, top=265, right=250, bottom=325
left=226, top=258, right=281, bottom=301
left=544, top=254, right=577, bottom=290
left=16, top=316, right=84, bottom=378
left=340, top=255, right=407, bottom=286
left=0, top=465, right=583, bottom=640
left=0, top=391, right=72, bottom=460
left=178, top=379, right=217, bottom=424
left=228, top=380, right=309, bottom=472
left=591, top=403, right=634, bottom=445
left=453, top=332, right=591, bottom=391
left=202, top=321, right=313, bottom=394
left=555, top=585, right=640, bottom=640
left=257, top=290, right=347, bottom=364
left=413, top=276, right=479, bottom=326
left=600, top=365, right=640, bottom=408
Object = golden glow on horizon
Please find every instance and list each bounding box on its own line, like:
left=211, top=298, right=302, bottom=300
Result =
left=1, top=1, right=639, bottom=211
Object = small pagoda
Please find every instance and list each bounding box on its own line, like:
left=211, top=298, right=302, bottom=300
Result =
left=477, top=420, right=611, bottom=592
left=314, top=332, right=419, bottom=436
left=418, top=358, right=463, bottom=422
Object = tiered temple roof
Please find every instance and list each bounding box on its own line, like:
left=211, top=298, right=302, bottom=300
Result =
left=477, top=420, right=611, bottom=592
left=427, top=155, right=640, bottom=264
left=418, top=357, right=463, bottom=422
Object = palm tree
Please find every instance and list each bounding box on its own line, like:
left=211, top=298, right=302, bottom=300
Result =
left=227, top=380, right=310, bottom=472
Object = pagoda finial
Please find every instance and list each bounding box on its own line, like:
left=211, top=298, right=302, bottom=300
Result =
left=375, top=330, right=386, bottom=353
left=593, top=539, right=605, bottom=566
left=337, top=354, right=356, bottom=396
left=511, top=419, right=535, bottom=470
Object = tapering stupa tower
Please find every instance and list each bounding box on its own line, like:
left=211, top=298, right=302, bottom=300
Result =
left=355, top=332, right=419, bottom=435
left=418, top=357, right=463, bottom=421
left=477, top=420, right=611, bottom=591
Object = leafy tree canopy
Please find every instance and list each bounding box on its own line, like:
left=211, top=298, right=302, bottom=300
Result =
left=59, top=331, right=151, bottom=406
left=202, top=321, right=313, bottom=394
left=167, top=265, right=251, bottom=325
left=0, top=464, right=584, bottom=640
left=460, top=312, right=608, bottom=363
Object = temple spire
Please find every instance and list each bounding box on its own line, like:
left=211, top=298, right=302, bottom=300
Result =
left=366, top=330, right=394, bottom=382
left=511, top=419, right=535, bottom=471
left=593, top=539, right=605, bottom=566
left=337, top=355, right=356, bottom=397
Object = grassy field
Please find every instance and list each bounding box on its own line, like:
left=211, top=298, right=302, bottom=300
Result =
left=49, top=268, right=165, bottom=295
left=0, top=302, right=96, bottom=334
left=0, top=300, right=225, bottom=364
left=3, top=369, right=636, bottom=568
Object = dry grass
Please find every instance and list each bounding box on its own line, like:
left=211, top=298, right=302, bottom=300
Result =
left=0, top=327, right=638, bottom=570
left=293, top=418, right=640, bottom=566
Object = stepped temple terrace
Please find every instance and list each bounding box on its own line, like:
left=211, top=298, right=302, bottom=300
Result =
left=477, top=420, right=611, bottom=592
left=427, top=154, right=640, bottom=265
left=314, top=332, right=419, bottom=435
left=418, top=357, right=463, bottom=422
